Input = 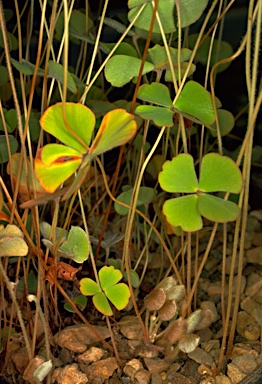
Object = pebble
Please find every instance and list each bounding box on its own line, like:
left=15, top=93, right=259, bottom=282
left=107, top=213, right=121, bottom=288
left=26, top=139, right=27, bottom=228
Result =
left=52, top=364, right=88, bottom=384
left=252, top=232, right=262, bottom=246
left=245, top=272, right=262, bottom=296
left=134, top=368, right=151, bottom=383
left=144, top=357, right=175, bottom=374
left=227, top=363, right=246, bottom=383
left=123, top=358, right=143, bottom=378
left=230, top=343, right=259, bottom=359
left=78, top=347, right=104, bottom=364
left=201, top=340, right=220, bottom=353
left=215, top=375, right=232, bottom=384
left=246, top=245, right=262, bottom=264
left=246, top=216, right=261, bottom=232
left=231, top=354, right=257, bottom=374
left=187, top=347, right=214, bottom=366
left=236, top=311, right=261, bottom=341
left=79, top=357, right=118, bottom=381
left=119, top=316, right=144, bottom=341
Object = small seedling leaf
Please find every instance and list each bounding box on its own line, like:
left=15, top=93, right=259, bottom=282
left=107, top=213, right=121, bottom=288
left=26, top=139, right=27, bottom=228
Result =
left=105, top=55, right=154, bottom=87
left=115, top=186, right=154, bottom=215
left=0, top=135, right=18, bottom=164
left=199, top=153, right=242, bottom=193
left=64, top=295, right=87, bottom=312
left=173, top=81, right=215, bottom=126
left=135, top=105, right=174, bottom=127
left=209, top=109, right=235, bottom=137
left=33, top=360, right=53, bottom=382
left=99, top=266, right=122, bottom=291
left=40, top=222, right=68, bottom=242
left=59, top=226, right=89, bottom=263
left=137, top=83, right=173, bottom=107
left=178, top=334, right=200, bottom=353
left=93, top=291, right=113, bottom=316
left=105, top=283, right=130, bottom=310
left=128, top=0, right=176, bottom=34
left=80, top=278, right=101, bottom=296
left=123, top=269, right=140, bottom=288
left=179, top=0, right=208, bottom=28
left=48, top=61, right=77, bottom=94
left=159, top=154, right=199, bottom=193
left=90, top=109, right=137, bottom=156
left=198, top=194, right=240, bottom=223
left=163, top=195, right=203, bottom=232
left=40, top=102, right=95, bottom=154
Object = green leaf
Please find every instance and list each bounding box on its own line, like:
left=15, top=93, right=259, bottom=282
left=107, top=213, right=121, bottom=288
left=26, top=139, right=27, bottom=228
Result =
left=199, top=153, right=242, bottom=193
left=189, top=35, right=233, bottom=73
left=59, top=226, right=89, bottom=263
left=93, top=292, right=113, bottom=316
left=209, top=109, right=235, bottom=137
left=40, top=103, right=95, bottom=154
left=159, top=154, right=199, bottom=193
left=90, top=109, right=137, bottom=156
left=48, top=61, right=77, bottom=94
left=99, top=266, right=122, bottom=291
left=104, top=42, right=138, bottom=58
left=0, top=135, right=19, bottom=164
left=22, top=112, right=41, bottom=142
left=105, top=55, right=154, bottom=87
left=165, top=62, right=196, bottom=82
left=5, top=109, right=17, bottom=132
left=115, top=186, right=155, bottom=215
left=137, top=83, right=173, bottom=107
left=198, top=194, right=240, bottom=222
left=163, top=195, right=203, bottom=232
left=173, top=81, right=215, bottom=126
left=128, top=0, right=176, bottom=34
left=10, top=58, right=45, bottom=76
left=80, top=278, right=101, bottom=296
left=179, top=0, right=209, bottom=28
left=64, top=295, right=87, bottom=312
left=135, top=105, right=174, bottom=127
left=105, top=283, right=130, bottom=310
left=0, top=224, right=28, bottom=256
left=123, top=269, right=140, bottom=288
left=0, top=66, right=8, bottom=87
left=148, top=45, right=192, bottom=69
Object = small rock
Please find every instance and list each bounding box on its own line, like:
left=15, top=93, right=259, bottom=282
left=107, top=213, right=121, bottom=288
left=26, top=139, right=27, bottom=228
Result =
left=80, top=357, right=118, bottom=382
left=59, top=348, right=74, bottom=365
left=201, top=340, right=220, bottom=353
left=215, top=374, right=232, bottom=384
left=227, top=363, right=246, bottom=383
left=246, top=272, right=262, bottom=296
left=231, top=354, right=257, bottom=374
left=123, top=358, right=143, bottom=378
left=144, top=357, right=174, bottom=374
left=230, top=343, right=259, bottom=359
left=236, top=311, right=261, bottom=341
left=197, top=327, right=213, bottom=343
left=249, top=209, right=262, bottom=221
left=246, top=246, right=262, bottom=264
left=52, top=363, right=88, bottom=384
left=134, top=368, right=151, bottom=384
left=198, top=363, right=213, bottom=377
left=244, top=231, right=255, bottom=249
left=78, top=347, right=104, bottom=364
left=246, top=216, right=261, bottom=232
left=252, top=233, right=262, bottom=246
left=188, top=347, right=214, bottom=366
left=151, top=372, right=163, bottom=384
left=200, top=378, right=215, bottom=384
left=119, top=316, right=144, bottom=341
left=53, top=325, right=111, bottom=353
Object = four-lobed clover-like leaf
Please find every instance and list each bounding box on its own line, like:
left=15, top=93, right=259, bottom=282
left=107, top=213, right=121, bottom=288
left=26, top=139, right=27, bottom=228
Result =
left=159, top=153, right=242, bottom=232
left=80, top=266, right=130, bottom=316
left=35, top=102, right=137, bottom=196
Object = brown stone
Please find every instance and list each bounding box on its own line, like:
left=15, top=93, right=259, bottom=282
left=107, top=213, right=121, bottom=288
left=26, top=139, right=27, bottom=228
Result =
left=80, top=357, right=118, bottom=381
left=246, top=246, right=262, bottom=264
left=53, top=364, right=88, bottom=384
